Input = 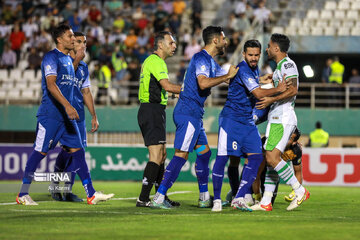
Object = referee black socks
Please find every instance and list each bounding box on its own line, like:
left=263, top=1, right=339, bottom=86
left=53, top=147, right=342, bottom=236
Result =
left=139, top=161, right=160, bottom=202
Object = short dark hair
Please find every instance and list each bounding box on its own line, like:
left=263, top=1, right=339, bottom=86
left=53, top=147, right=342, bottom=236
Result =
left=51, top=24, right=72, bottom=44
left=202, top=26, right=223, bottom=45
left=74, top=31, right=85, bottom=37
left=270, top=33, right=290, bottom=53
left=154, top=31, right=173, bottom=51
left=244, top=39, right=261, bottom=52
left=316, top=121, right=322, bottom=129
left=293, top=127, right=301, bottom=142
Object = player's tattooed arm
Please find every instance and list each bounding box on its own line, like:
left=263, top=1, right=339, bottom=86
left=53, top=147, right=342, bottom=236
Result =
left=256, top=77, right=298, bottom=109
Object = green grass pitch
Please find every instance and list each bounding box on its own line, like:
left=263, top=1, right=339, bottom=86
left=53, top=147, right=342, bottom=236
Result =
left=0, top=181, right=359, bottom=240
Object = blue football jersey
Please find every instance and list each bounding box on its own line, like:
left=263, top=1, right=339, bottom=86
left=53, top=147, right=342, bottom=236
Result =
left=220, top=60, right=260, bottom=125
left=37, top=48, right=76, bottom=121
left=174, top=50, right=226, bottom=119
left=72, top=60, right=90, bottom=122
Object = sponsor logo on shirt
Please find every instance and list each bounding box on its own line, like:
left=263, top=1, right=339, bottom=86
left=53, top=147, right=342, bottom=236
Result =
left=248, top=78, right=255, bottom=83
left=201, top=65, right=206, bottom=71
left=284, top=63, right=294, bottom=69
left=46, top=65, right=51, bottom=71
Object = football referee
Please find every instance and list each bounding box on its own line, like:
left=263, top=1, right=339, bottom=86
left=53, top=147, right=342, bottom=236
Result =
left=136, top=31, right=181, bottom=207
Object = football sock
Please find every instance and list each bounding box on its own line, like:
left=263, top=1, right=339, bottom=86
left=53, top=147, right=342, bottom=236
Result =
left=235, top=154, right=262, bottom=199
left=64, top=157, right=75, bottom=192
left=212, top=155, right=229, bottom=200
left=227, top=165, right=240, bottom=197
left=195, top=150, right=211, bottom=200
left=155, top=163, right=165, bottom=192
left=52, top=149, right=71, bottom=186
left=261, top=166, right=279, bottom=205
left=19, top=150, right=45, bottom=197
left=274, top=160, right=305, bottom=196
left=72, top=149, right=95, bottom=198
left=153, top=156, right=186, bottom=204
left=139, top=161, right=159, bottom=201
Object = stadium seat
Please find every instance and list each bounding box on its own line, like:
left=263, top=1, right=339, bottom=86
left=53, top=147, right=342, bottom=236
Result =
left=329, top=20, right=342, bottom=28
left=306, top=9, right=319, bottom=19
left=23, top=69, right=36, bottom=82
left=342, top=20, right=354, bottom=28
left=15, top=81, right=28, bottom=89
left=289, top=18, right=302, bottom=27
left=285, top=26, right=298, bottom=36
left=311, top=27, right=323, bottom=36
left=18, top=60, right=28, bottom=71
left=28, top=82, right=41, bottom=90
left=9, top=69, right=22, bottom=82
left=350, top=27, right=360, bottom=36
left=351, top=1, right=360, bottom=10
left=324, top=1, right=337, bottom=10
left=338, top=1, right=350, bottom=10
left=0, top=69, right=8, bottom=81
left=302, top=19, right=316, bottom=28
left=324, top=26, right=336, bottom=36
left=22, top=89, right=34, bottom=99
left=0, top=89, right=6, bottom=101
left=316, top=20, right=328, bottom=28
left=271, top=26, right=284, bottom=34
left=338, top=27, right=350, bottom=36
left=298, top=27, right=310, bottom=36
left=347, top=10, right=358, bottom=19
left=334, top=10, right=346, bottom=19
left=320, top=10, right=333, bottom=19
left=7, top=89, right=20, bottom=99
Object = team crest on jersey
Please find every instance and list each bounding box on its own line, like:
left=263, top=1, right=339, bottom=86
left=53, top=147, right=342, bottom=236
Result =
left=201, top=65, right=206, bottom=71
left=248, top=77, right=255, bottom=83
left=46, top=65, right=51, bottom=71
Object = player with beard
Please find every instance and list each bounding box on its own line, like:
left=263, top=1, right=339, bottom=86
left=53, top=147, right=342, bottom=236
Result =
left=211, top=39, right=287, bottom=212
left=151, top=26, right=239, bottom=209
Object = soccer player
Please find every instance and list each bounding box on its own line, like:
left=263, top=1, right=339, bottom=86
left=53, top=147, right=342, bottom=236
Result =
left=16, top=24, right=113, bottom=205
left=251, top=33, right=310, bottom=211
left=136, top=31, right=182, bottom=207
left=50, top=31, right=99, bottom=202
left=211, top=39, right=286, bottom=212
left=151, top=26, right=239, bottom=209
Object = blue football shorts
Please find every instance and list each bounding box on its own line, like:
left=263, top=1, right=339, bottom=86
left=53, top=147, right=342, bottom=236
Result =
left=173, top=114, right=208, bottom=152
left=217, top=116, right=262, bottom=156
left=33, top=116, right=83, bottom=153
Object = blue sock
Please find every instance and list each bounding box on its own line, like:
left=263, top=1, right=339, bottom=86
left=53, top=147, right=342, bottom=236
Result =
left=19, top=150, right=45, bottom=197
left=235, top=154, right=263, bottom=199
left=195, top=150, right=211, bottom=193
left=71, top=149, right=95, bottom=198
left=212, top=155, right=229, bottom=200
left=64, top=157, right=76, bottom=192
left=157, top=156, right=187, bottom=195
left=53, top=149, right=71, bottom=185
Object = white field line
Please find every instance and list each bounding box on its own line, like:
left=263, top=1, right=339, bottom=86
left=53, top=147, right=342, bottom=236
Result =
left=0, top=191, right=193, bottom=206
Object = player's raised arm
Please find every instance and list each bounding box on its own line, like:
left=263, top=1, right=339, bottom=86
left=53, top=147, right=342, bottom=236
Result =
left=82, top=87, right=99, bottom=132
left=197, top=65, right=238, bottom=90
left=46, top=75, right=79, bottom=120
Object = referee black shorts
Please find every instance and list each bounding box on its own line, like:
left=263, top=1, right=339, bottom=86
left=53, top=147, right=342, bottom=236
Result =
left=137, top=103, right=166, bottom=146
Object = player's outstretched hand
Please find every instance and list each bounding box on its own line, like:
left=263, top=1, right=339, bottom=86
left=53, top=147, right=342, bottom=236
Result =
left=226, top=65, right=239, bottom=79
left=66, top=105, right=79, bottom=120
left=259, top=73, right=273, bottom=84
left=276, top=79, right=287, bottom=93
left=91, top=116, right=99, bottom=132
left=256, top=97, right=273, bottom=109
